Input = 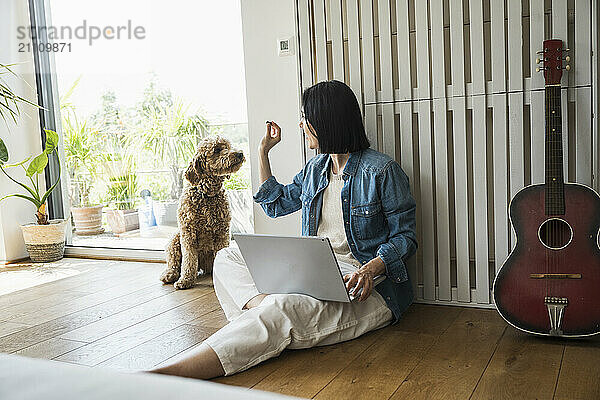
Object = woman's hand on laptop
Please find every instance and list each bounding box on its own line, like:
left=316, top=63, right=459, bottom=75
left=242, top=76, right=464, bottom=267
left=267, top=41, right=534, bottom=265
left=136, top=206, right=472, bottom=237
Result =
left=344, top=257, right=386, bottom=302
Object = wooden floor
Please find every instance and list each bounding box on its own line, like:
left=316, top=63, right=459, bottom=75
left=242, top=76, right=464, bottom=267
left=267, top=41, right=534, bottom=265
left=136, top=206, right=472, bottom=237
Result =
left=1, top=259, right=598, bottom=400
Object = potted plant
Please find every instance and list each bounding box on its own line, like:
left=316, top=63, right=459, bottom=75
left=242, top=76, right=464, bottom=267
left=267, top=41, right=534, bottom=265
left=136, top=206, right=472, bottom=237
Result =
left=104, top=157, right=139, bottom=234
left=0, top=130, right=67, bottom=262
left=137, top=99, right=208, bottom=228
left=61, top=81, right=104, bottom=235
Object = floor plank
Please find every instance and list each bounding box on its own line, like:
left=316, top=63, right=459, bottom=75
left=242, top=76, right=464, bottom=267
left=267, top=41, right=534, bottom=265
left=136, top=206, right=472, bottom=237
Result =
left=14, top=337, right=88, bottom=359
left=0, top=290, right=93, bottom=323
left=55, top=291, right=220, bottom=366
left=554, top=339, right=600, bottom=400
left=188, top=308, right=229, bottom=330
left=99, top=324, right=218, bottom=371
left=393, top=304, right=463, bottom=335
left=0, top=259, right=156, bottom=310
left=0, top=259, right=107, bottom=297
left=314, top=330, right=437, bottom=400
left=389, top=308, right=507, bottom=400
left=470, top=326, right=564, bottom=400
left=0, top=321, right=32, bottom=338
left=8, top=271, right=160, bottom=325
left=0, top=283, right=176, bottom=353
left=57, top=278, right=213, bottom=343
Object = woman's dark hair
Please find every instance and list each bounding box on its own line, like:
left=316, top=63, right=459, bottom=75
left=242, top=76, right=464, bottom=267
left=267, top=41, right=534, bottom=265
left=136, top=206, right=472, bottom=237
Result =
left=301, top=80, right=370, bottom=154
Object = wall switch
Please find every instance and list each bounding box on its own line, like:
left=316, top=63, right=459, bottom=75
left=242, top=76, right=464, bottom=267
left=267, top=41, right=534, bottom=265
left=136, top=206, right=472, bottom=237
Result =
left=277, top=37, right=294, bottom=56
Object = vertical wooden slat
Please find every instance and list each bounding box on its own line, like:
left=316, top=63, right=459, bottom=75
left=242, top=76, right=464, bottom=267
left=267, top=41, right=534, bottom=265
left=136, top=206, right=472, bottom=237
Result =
left=329, top=0, right=345, bottom=80
left=298, top=0, right=314, bottom=90
left=575, top=0, right=593, bottom=185
left=449, top=0, right=470, bottom=302
left=552, top=0, right=569, bottom=179
left=490, top=0, right=509, bottom=277
left=360, top=0, right=378, bottom=148
left=429, top=0, right=451, bottom=301
left=346, top=0, right=363, bottom=105
left=575, top=87, right=593, bottom=185
left=395, top=0, right=416, bottom=293
left=314, top=0, right=329, bottom=82
left=507, top=0, right=524, bottom=250
left=530, top=0, right=545, bottom=184
left=297, top=0, right=315, bottom=160
left=414, top=1, right=435, bottom=301
left=378, top=0, right=396, bottom=157
left=396, top=0, right=411, bottom=102
left=469, top=0, right=490, bottom=304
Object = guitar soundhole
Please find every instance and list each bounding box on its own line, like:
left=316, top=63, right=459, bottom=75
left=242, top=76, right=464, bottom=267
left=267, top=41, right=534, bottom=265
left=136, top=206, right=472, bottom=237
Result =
left=538, top=218, right=573, bottom=250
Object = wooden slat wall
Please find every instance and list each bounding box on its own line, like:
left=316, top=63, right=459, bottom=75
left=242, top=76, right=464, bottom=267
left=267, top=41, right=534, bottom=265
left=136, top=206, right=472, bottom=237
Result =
left=296, top=0, right=597, bottom=306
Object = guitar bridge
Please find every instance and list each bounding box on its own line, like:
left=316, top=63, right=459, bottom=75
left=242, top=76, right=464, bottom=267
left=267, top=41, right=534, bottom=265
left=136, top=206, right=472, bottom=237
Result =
left=544, top=296, right=568, bottom=336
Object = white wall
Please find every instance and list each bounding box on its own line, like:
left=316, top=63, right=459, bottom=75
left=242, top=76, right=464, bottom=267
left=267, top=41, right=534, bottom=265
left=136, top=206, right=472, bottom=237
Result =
left=0, top=0, right=44, bottom=263
left=240, top=0, right=304, bottom=236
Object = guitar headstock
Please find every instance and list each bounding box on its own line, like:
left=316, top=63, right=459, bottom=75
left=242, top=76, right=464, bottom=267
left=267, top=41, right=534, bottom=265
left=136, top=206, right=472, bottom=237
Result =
left=536, top=39, right=570, bottom=85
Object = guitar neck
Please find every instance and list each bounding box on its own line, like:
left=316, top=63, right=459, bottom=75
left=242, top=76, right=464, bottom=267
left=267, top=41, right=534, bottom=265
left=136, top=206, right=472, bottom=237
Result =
left=544, top=85, right=565, bottom=215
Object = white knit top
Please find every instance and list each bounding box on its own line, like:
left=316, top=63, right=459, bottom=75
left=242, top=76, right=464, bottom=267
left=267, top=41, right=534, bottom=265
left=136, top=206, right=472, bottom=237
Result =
left=316, top=164, right=363, bottom=269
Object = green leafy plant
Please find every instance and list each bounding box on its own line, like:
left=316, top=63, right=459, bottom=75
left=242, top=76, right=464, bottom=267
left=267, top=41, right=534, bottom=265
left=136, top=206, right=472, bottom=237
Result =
left=0, top=63, right=40, bottom=126
left=136, top=99, right=209, bottom=200
left=61, top=77, right=104, bottom=207
left=0, top=129, right=61, bottom=224
left=106, top=173, right=138, bottom=210
left=224, top=170, right=250, bottom=190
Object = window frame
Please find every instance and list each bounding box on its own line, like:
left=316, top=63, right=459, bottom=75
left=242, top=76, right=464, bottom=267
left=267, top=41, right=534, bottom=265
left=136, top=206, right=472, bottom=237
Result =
left=29, top=0, right=167, bottom=261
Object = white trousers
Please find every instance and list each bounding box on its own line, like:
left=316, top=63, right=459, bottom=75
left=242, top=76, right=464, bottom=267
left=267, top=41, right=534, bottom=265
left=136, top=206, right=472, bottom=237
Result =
left=203, top=242, right=393, bottom=376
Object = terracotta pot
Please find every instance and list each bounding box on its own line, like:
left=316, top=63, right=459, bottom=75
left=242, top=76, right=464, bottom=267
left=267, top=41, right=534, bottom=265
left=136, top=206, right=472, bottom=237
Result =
left=71, top=205, right=104, bottom=235
left=106, top=209, right=139, bottom=234
left=20, top=219, right=68, bottom=262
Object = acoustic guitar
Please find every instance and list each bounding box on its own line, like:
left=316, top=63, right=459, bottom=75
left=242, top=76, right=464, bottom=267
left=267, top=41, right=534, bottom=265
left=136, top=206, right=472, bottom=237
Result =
left=493, top=39, right=600, bottom=337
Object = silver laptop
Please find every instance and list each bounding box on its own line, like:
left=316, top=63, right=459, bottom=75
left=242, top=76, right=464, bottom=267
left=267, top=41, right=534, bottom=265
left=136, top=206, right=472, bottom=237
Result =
left=232, top=233, right=385, bottom=302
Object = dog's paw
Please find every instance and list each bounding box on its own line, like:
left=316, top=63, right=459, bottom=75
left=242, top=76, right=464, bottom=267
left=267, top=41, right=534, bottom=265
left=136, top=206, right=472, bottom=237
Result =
left=174, top=278, right=195, bottom=290
left=160, top=269, right=180, bottom=284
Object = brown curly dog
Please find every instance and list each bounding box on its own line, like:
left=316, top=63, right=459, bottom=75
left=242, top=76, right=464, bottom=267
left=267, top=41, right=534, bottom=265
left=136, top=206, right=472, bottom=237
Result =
left=160, top=136, right=245, bottom=290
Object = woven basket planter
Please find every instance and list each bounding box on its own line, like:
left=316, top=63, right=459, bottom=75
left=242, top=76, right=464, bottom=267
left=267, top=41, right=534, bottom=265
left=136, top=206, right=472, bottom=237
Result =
left=71, top=205, right=104, bottom=235
left=20, top=219, right=68, bottom=263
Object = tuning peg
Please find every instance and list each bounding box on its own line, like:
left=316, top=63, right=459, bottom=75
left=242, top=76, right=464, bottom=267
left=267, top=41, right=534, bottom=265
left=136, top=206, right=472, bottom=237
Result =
left=536, top=58, right=542, bottom=64
left=564, top=64, right=571, bottom=71
left=536, top=66, right=546, bottom=72
left=564, top=55, right=571, bottom=62
left=536, top=50, right=545, bottom=55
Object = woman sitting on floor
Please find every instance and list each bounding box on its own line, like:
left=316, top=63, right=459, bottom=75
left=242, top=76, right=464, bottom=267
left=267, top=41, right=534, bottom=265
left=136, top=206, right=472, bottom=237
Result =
left=149, top=80, right=417, bottom=379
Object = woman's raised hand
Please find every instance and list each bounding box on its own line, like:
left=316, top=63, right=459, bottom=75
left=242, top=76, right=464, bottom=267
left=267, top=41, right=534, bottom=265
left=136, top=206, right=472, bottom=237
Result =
left=259, top=121, right=282, bottom=154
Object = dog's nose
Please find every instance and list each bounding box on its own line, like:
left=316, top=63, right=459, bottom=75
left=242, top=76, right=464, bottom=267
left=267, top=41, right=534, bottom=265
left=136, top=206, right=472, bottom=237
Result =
left=236, top=152, right=244, bottom=161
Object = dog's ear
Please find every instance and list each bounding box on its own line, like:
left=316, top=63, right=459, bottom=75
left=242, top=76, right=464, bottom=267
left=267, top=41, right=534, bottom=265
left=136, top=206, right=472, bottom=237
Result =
left=185, top=156, right=201, bottom=184
left=193, top=155, right=205, bottom=175
left=184, top=163, right=197, bottom=184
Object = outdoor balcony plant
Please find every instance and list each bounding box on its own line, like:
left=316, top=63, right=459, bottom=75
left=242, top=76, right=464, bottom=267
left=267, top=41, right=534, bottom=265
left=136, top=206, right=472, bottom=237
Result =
left=61, top=81, right=105, bottom=236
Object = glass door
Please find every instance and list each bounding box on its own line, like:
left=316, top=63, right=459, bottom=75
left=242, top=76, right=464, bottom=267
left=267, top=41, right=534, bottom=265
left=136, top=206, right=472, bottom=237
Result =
left=47, top=0, right=253, bottom=252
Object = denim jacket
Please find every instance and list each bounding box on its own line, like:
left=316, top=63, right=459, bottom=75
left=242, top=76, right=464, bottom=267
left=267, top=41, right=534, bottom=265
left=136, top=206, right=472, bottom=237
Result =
left=252, top=148, right=417, bottom=323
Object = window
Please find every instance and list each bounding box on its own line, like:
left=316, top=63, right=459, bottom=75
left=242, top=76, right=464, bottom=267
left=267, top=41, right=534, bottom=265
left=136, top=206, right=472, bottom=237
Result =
left=33, top=0, right=253, bottom=253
